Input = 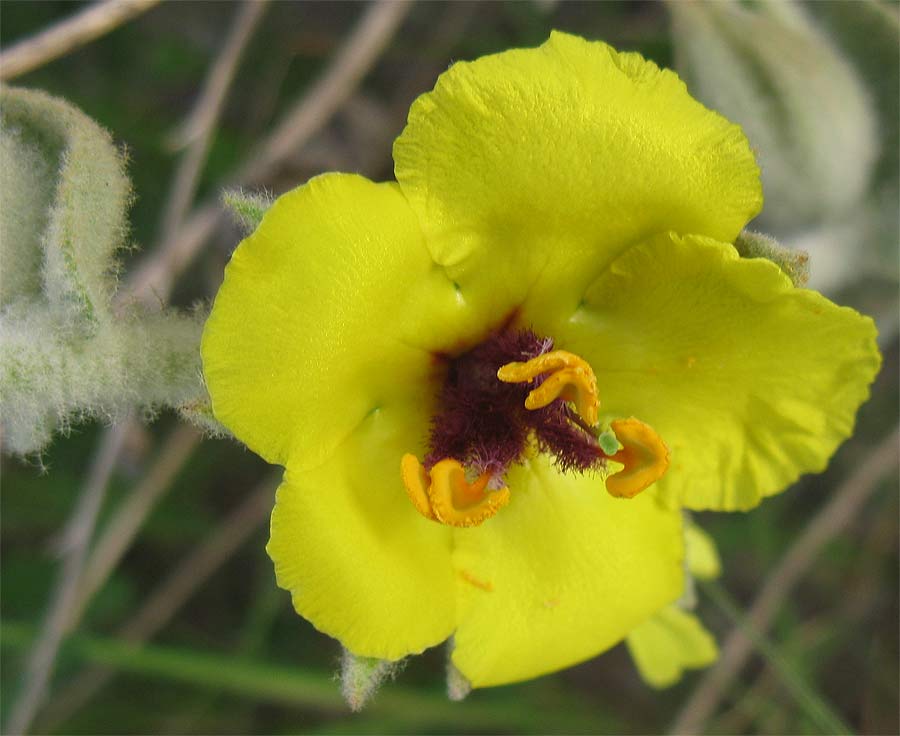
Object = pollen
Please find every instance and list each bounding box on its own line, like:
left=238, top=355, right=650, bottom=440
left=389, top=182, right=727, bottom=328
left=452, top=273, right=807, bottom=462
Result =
left=460, top=570, right=494, bottom=591
left=497, top=350, right=599, bottom=427
left=605, top=418, right=670, bottom=499
left=400, top=454, right=510, bottom=527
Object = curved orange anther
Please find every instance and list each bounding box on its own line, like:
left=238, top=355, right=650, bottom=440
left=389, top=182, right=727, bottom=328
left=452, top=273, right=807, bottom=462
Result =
left=427, top=459, right=509, bottom=527
left=523, top=366, right=598, bottom=426
left=497, top=350, right=582, bottom=382
left=498, top=350, right=599, bottom=427
left=605, top=418, right=670, bottom=499
left=401, top=453, right=436, bottom=521
left=400, top=455, right=509, bottom=527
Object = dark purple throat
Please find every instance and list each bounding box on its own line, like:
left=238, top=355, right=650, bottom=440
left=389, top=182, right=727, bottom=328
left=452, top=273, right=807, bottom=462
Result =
left=425, top=327, right=604, bottom=479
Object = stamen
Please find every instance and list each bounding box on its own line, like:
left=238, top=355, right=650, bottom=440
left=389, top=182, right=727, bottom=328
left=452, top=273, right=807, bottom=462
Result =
left=400, top=454, right=510, bottom=527
left=400, top=453, right=436, bottom=521
left=497, top=350, right=599, bottom=426
left=605, top=418, right=670, bottom=499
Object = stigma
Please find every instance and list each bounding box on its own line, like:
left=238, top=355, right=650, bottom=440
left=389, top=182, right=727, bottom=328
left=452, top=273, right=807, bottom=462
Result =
left=400, top=327, right=670, bottom=526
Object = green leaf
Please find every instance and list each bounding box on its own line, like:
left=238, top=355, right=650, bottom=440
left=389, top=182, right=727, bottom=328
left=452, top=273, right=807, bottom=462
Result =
left=0, top=88, right=214, bottom=455
left=734, top=230, right=809, bottom=287
left=0, top=305, right=206, bottom=455
left=0, top=122, right=55, bottom=305
left=804, top=0, right=899, bottom=188
left=339, top=649, right=400, bottom=712
left=222, top=189, right=273, bottom=236
left=0, top=87, right=132, bottom=325
left=446, top=660, right=471, bottom=702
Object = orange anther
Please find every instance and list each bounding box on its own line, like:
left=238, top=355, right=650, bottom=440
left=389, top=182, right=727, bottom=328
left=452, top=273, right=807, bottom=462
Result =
left=523, top=366, right=598, bottom=426
left=605, top=418, right=670, bottom=499
left=400, top=454, right=509, bottom=527
left=459, top=570, right=494, bottom=591
left=497, top=350, right=599, bottom=426
left=497, top=350, right=584, bottom=381
left=401, top=453, right=436, bottom=521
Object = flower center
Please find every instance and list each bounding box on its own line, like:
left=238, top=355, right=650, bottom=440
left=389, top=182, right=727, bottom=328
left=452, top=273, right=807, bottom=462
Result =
left=401, top=327, right=669, bottom=526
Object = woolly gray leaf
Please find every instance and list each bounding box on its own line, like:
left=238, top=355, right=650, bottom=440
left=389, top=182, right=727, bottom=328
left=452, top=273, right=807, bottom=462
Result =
left=1, top=87, right=132, bottom=324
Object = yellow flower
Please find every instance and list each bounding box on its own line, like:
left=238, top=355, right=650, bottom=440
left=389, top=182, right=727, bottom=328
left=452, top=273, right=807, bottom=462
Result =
left=201, top=32, right=880, bottom=688
left=626, top=522, right=722, bottom=688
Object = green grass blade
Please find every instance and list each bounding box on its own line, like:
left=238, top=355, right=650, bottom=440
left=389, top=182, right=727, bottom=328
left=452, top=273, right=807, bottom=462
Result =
left=701, top=579, right=854, bottom=735
left=1, top=620, right=605, bottom=733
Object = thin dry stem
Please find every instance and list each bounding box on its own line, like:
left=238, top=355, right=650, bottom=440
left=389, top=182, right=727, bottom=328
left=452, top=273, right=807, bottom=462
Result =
left=37, top=474, right=279, bottom=732
left=119, top=0, right=412, bottom=307
left=68, top=424, right=203, bottom=628
left=160, top=0, right=270, bottom=243
left=10, top=8, right=258, bottom=712
left=670, top=426, right=900, bottom=735
left=237, top=0, right=412, bottom=184
left=710, top=493, right=896, bottom=734
left=0, top=0, right=160, bottom=81
left=16, top=5, right=413, bottom=729
left=115, top=203, right=221, bottom=309
left=4, top=421, right=131, bottom=736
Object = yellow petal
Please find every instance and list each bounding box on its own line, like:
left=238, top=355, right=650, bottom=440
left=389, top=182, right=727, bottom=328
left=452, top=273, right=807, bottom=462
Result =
left=549, top=232, right=880, bottom=511
left=626, top=606, right=718, bottom=688
left=394, top=31, right=761, bottom=324
left=267, top=399, right=456, bottom=660
left=686, top=521, right=721, bottom=580
left=201, top=173, right=469, bottom=468
left=450, top=455, right=683, bottom=687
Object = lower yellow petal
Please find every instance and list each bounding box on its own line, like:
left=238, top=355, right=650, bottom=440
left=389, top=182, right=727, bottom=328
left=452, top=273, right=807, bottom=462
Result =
left=626, top=606, right=718, bottom=688
left=686, top=522, right=721, bottom=580
left=450, top=455, right=683, bottom=687
left=267, top=399, right=456, bottom=660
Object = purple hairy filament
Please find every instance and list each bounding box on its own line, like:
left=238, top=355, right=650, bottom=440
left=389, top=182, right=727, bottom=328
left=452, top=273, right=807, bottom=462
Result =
left=425, top=327, right=605, bottom=482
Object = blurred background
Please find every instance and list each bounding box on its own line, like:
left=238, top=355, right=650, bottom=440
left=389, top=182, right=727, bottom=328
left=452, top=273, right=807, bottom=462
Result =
left=1, top=1, right=897, bottom=734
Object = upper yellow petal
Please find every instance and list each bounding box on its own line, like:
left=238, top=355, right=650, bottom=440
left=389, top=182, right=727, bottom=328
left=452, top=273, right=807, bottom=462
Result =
left=201, top=173, right=471, bottom=469
left=450, top=455, right=683, bottom=687
left=394, top=31, right=762, bottom=324
left=548, top=232, right=880, bottom=511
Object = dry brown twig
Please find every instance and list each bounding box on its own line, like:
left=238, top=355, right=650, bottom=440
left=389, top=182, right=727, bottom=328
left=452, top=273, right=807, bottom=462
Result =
left=68, top=424, right=204, bottom=628
left=711, top=499, right=895, bottom=734
left=670, top=426, right=900, bottom=735
left=120, top=0, right=413, bottom=308
left=159, top=0, right=270, bottom=244
left=38, top=475, right=279, bottom=732
left=14, top=3, right=414, bottom=731
left=4, top=420, right=132, bottom=736
left=237, top=0, right=412, bottom=184
left=0, top=0, right=160, bottom=81
left=7, top=4, right=273, bottom=730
